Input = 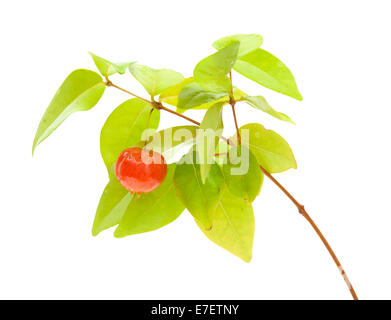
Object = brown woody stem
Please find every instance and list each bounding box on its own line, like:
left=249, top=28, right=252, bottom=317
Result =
left=259, top=166, right=358, bottom=300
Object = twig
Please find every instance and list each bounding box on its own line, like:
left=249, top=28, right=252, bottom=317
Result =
left=259, top=165, right=359, bottom=300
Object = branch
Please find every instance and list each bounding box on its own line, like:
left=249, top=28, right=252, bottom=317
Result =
left=259, top=166, right=359, bottom=300
left=157, top=103, right=200, bottom=126
left=105, top=80, right=151, bottom=104
left=107, top=79, right=359, bottom=300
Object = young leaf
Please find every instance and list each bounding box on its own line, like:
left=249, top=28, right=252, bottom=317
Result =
left=100, top=99, right=160, bottom=176
left=89, top=52, right=134, bottom=78
left=134, top=125, right=198, bottom=159
left=194, top=41, right=239, bottom=93
left=178, top=82, right=228, bottom=110
left=196, top=189, right=255, bottom=262
left=129, top=63, right=184, bottom=97
left=158, top=80, right=244, bottom=114
left=158, top=77, right=227, bottom=111
left=114, top=164, right=184, bottom=237
left=234, top=48, right=303, bottom=100
left=174, top=151, right=225, bottom=230
left=242, top=96, right=295, bottom=124
left=196, top=103, right=224, bottom=183
left=159, top=78, right=193, bottom=106
left=222, top=146, right=263, bottom=202
left=213, top=34, right=263, bottom=58
left=32, top=69, right=105, bottom=154
left=233, top=123, right=297, bottom=173
left=92, top=178, right=133, bottom=236
left=176, top=87, right=246, bottom=114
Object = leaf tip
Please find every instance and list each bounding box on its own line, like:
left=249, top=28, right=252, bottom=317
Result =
left=91, top=228, right=99, bottom=237
left=294, top=91, right=303, bottom=101
left=32, top=137, right=39, bottom=156
left=113, top=227, right=124, bottom=238
left=242, top=254, right=252, bottom=263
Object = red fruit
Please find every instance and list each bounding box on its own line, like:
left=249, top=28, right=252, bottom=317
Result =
left=115, top=147, right=167, bottom=194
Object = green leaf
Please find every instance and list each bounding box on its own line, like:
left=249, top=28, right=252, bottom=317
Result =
left=196, top=189, right=254, bottom=262
left=233, top=123, right=297, bottom=173
left=234, top=48, right=303, bottom=100
left=100, top=99, right=160, bottom=176
left=222, top=146, right=263, bottom=202
left=175, top=87, right=245, bottom=114
left=174, top=151, right=225, bottom=230
left=158, top=80, right=244, bottom=114
left=114, top=164, right=184, bottom=237
left=32, top=69, right=105, bottom=154
left=242, top=96, right=295, bottom=124
left=129, top=64, right=184, bottom=97
left=177, top=82, right=228, bottom=110
left=159, top=78, right=193, bottom=106
left=158, top=77, right=228, bottom=112
left=135, top=125, right=198, bottom=159
left=194, top=42, right=239, bottom=93
left=89, top=52, right=134, bottom=77
left=213, top=34, right=263, bottom=58
left=92, top=178, right=133, bottom=236
left=196, top=103, right=224, bottom=183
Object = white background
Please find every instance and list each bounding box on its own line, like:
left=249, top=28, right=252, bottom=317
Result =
left=0, top=0, right=390, bottom=300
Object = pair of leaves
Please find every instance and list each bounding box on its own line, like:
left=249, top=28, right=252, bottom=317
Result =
left=32, top=69, right=106, bottom=154
left=89, top=53, right=185, bottom=99
left=173, top=150, right=257, bottom=262
left=212, top=34, right=302, bottom=101
left=187, top=120, right=296, bottom=262
left=100, top=98, right=160, bottom=176
left=159, top=78, right=246, bottom=113
left=89, top=52, right=134, bottom=78
left=93, top=164, right=184, bottom=237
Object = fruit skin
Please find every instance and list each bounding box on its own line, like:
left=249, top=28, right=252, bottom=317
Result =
left=115, top=147, right=167, bottom=193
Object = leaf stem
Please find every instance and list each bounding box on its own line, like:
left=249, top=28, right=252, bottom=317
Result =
left=107, top=78, right=358, bottom=299
left=143, top=108, right=155, bottom=148
left=229, top=71, right=241, bottom=144
left=230, top=101, right=241, bottom=144
left=259, top=165, right=359, bottom=300
left=105, top=80, right=152, bottom=105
